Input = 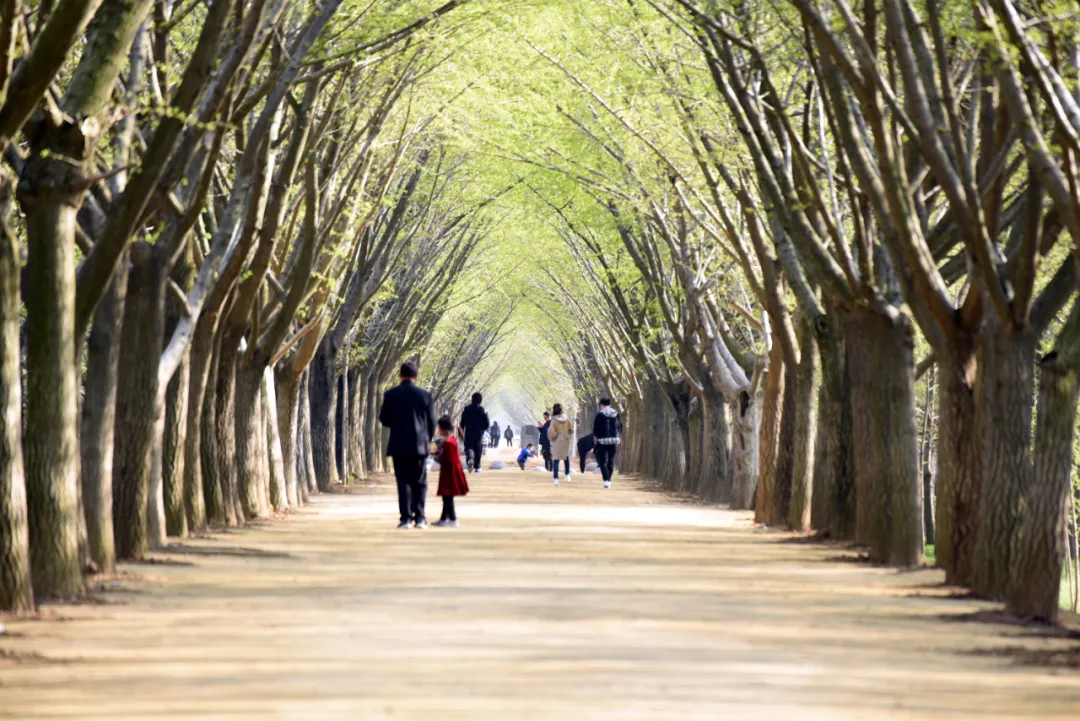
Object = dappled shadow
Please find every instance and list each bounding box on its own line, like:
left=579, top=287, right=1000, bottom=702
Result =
left=162, top=543, right=294, bottom=559
left=967, top=645, right=1080, bottom=670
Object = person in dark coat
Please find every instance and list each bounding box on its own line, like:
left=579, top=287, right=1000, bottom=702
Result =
left=489, top=421, right=500, bottom=448
left=576, top=433, right=595, bottom=474
left=459, top=392, right=490, bottom=473
left=503, top=425, right=514, bottom=447
left=378, top=362, right=436, bottom=528
left=592, top=397, right=623, bottom=489
left=538, top=411, right=552, bottom=471
left=434, top=417, right=468, bottom=527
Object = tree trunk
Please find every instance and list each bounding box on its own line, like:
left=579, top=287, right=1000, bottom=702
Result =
left=79, top=261, right=127, bottom=572
left=364, top=374, right=381, bottom=474
left=844, top=307, right=922, bottom=566
left=0, top=179, right=33, bottom=611
left=214, top=336, right=240, bottom=525
left=275, top=368, right=301, bottom=507
left=299, top=370, right=317, bottom=495
left=729, top=389, right=759, bottom=510
left=972, top=316, right=1035, bottom=599
left=161, top=350, right=189, bottom=537
left=308, top=338, right=337, bottom=490
left=350, top=369, right=366, bottom=481
left=667, top=385, right=692, bottom=490
left=756, top=340, right=786, bottom=525
left=1006, top=351, right=1078, bottom=621
left=112, top=245, right=166, bottom=560
left=263, top=368, right=286, bottom=511
left=335, top=371, right=348, bottom=482
left=688, top=395, right=704, bottom=492
left=234, top=361, right=268, bottom=520
left=789, top=316, right=819, bottom=531
left=935, top=342, right=979, bottom=585
left=201, top=328, right=225, bottom=525
left=811, top=309, right=853, bottom=538
left=697, top=387, right=730, bottom=502
left=182, top=319, right=215, bottom=532
left=644, top=382, right=666, bottom=481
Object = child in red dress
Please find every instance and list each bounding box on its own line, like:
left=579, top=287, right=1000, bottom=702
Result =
left=435, top=416, right=469, bottom=527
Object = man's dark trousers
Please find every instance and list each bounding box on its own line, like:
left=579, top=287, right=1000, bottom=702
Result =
left=595, top=445, right=617, bottom=482
left=541, top=447, right=552, bottom=471
left=465, top=437, right=484, bottom=471
left=392, top=455, right=427, bottom=524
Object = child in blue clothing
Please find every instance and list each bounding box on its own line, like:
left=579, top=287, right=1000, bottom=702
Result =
left=517, top=443, right=535, bottom=470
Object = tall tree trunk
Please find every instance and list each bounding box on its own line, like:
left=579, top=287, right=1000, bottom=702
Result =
left=263, top=368, right=286, bottom=511
left=688, top=395, right=704, bottom=492
left=972, top=316, right=1035, bottom=599
left=667, top=385, right=692, bottom=490
left=811, top=310, right=853, bottom=538
left=214, top=336, right=240, bottom=525
left=234, top=362, right=268, bottom=520
left=79, top=261, right=127, bottom=572
left=112, top=245, right=166, bottom=559
left=1007, top=330, right=1080, bottom=620
left=183, top=319, right=215, bottom=531
left=350, top=369, right=366, bottom=481
left=0, top=177, right=33, bottom=611
left=697, top=387, right=730, bottom=502
left=729, top=389, right=759, bottom=510
left=756, top=340, right=785, bottom=524
left=335, top=370, right=348, bottom=482
left=161, top=350, right=189, bottom=537
left=935, top=343, right=979, bottom=584
left=844, top=307, right=922, bottom=566
left=275, top=368, right=301, bottom=507
left=200, top=327, right=224, bottom=525
left=364, top=373, right=381, bottom=474
left=644, top=382, right=666, bottom=481
left=308, top=338, right=337, bottom=490
left=19, top=129, right=86, bottom=596
left=299, top=370, right=317, bottom=495
left=789, top=316, right=819, bottom=531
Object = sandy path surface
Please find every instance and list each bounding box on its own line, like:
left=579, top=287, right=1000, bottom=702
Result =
left=2, top=454, right=1079, bottom=720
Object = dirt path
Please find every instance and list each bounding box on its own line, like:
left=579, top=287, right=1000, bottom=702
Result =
left=2, top=460, right=1079, bottom=720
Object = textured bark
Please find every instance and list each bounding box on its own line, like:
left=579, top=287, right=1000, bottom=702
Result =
left=811, top=310, right=853, bottom=539
left=363, top=374, right=381, bottom=474
left=182, top=319, right=215, bottom=531
left=335, top=371, right=348, bottom=482
left=935, top=343, right=979, bottom=585
left=201, top=328, right=225, bottom=525
left=350, top=370, right=367, bottom=481
left=729, top=390, right=759, bottom=510
left=0, top=179, right=32, bottom=611
left=844, top=307, right=921, bottom=566
left=308, top=339, right=338, bottom=491
left=112, top=247, right=166, bottom=559
left=1007, top=350, right=1078, bottom=620
left=697, top=388, right=731, bottom=502
left=214, top=337, right=240, bottom=525
left=79, top=260, right=127, bottom=572
left=234, top=362, right=268, bottom=520
left=275, top=368, right=301, bottom=507
left=299, top=372, right=318, bottom=495
left=688, top=396, right=704, bottom=492
left=667, top=386, right=692, bottom=490
left=20, top=131, right=87, bottom=596
left=756, top=341, right=785, bottom=525
left=161, top=351, right=189, bottom=537
left=644, top=383, right=666, bottom=481
left=972, top=317, right=1035, bottom=600
left=263, top=369, right=286, bottom=511
left=788, top=317, right=819, bottom=531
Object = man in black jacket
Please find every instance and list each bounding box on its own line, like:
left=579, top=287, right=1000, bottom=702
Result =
left=538, top=411, right=552, bottom=471
left=592, top=398, right=623, bottom=489
left=378, top=362, right=436, bottom=528
left=459, top=392, right=490, bottom=473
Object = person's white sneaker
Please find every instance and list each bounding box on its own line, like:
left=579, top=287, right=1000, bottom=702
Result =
left=553, top=478, right=559, bottom=486
left=566, top=473, right=572, bottom=483
left=603, top=480, right=611, bottom=489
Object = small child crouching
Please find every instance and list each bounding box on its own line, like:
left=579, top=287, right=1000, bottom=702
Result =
left=435, top=416, right=468, bottom=527
left=517, top=443, right=535, bottom=470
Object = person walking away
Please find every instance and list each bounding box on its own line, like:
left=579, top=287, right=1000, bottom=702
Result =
left=489, top=421, right=500, bottom=450
left=434, top=417, right=468, bottom=527
left=576, top=433, right=594, bottom=475
left=547, top=403, right=574, bottom=485
left=538, top=411, right=552, bottom=471
left=593, top=397, right=622, bottom=489
left=517, top=443, right=535, bottom=470
left=378, top=362, right=436, bottom=528
left=503, top=425, right=514, bottom=448
left=459, top=392, right=490, bottom=473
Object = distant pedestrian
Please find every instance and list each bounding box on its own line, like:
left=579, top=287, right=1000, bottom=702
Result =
left=538, top=411, right=552, bottom=471
left=489, top=421, right=500, bottom=449
left=460, top=392, right=490, bottom=473
left=576, top=433, right=595, bottom=475
left=593, top=398, right=623, bottom=489
left=503, top=425, right=514, bottom=448
left=434, top=417, right=468, bottom=527
left=517, top=443, right=535, bottom=470
left=378, top=362, right=436, bottom=529
left=547, top=403, right=574, bottom=485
